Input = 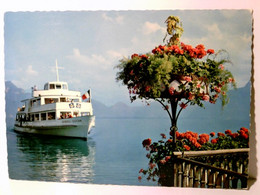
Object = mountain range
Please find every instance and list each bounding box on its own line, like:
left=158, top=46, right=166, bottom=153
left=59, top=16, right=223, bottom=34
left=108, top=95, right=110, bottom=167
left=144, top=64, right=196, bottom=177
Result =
left=4, top=81, right=251, bottom=130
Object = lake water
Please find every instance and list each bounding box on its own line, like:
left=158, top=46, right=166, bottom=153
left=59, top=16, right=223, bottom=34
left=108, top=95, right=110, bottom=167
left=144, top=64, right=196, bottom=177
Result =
left=7, top=117, right=249, bottom=186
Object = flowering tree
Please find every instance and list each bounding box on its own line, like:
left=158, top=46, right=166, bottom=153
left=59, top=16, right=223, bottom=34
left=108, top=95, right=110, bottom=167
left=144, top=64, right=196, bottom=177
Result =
left=115, top=15, right=236, bottom=145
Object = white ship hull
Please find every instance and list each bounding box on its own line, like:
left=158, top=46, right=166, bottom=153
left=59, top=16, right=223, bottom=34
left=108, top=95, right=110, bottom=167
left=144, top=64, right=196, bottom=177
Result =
left=14, top=115, right=95, bottom=140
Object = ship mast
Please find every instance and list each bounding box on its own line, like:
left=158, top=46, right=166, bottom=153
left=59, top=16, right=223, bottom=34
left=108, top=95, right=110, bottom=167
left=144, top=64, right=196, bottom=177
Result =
left=56, top=59, right=59, bottom=82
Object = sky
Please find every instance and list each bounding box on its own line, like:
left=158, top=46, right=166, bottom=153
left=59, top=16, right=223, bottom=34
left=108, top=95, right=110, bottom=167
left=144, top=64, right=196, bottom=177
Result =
left=4, top=10, right=252, bottom=106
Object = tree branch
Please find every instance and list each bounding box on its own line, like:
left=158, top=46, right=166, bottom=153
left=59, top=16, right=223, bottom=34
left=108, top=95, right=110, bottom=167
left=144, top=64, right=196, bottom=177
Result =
left=175, top=100, right=190, bottom=123
left=155, top=99, right=173, bottom=121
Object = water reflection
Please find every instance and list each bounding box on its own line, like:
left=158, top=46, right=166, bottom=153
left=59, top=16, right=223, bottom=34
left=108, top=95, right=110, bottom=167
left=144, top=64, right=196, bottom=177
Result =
left=8, top=130, right=96, bottom=183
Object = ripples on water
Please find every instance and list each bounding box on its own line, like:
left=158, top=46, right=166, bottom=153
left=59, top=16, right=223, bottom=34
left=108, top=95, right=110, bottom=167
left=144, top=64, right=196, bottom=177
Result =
left=7, top=130, right=96, bottom=183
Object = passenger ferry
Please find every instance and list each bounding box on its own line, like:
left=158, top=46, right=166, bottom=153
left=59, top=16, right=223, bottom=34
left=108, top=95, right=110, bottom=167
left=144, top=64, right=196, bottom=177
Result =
left=14, top=62, right=95, bottom=140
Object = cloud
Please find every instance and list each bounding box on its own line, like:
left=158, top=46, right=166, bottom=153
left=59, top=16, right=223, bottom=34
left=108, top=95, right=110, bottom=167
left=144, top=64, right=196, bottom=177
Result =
left=206, top=23, right=223, bottom=40
left=102, top=13, right=124, bottom=24
left=141, top=21, right=164, bottom=35
left=26, top=65, right=38, bottom=76
left=106, top=50, right=124, bottom=60
left=67, top=48, right=107, bottom=67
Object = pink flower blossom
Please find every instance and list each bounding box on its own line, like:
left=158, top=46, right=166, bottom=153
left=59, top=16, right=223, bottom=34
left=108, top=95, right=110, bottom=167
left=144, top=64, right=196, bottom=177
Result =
left=219, top=64, right=224, bottom=70
left=202, top=95, right=209, bottom=101
left=169, top=87, right=175, bottom=95
left=183, top=76, right=192, bottom=82
left=214, top=86, right=221, bottom=93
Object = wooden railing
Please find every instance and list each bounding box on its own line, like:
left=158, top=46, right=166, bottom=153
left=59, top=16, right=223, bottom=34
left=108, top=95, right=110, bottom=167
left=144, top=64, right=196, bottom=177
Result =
left=158, top=148, right=249, bottom=189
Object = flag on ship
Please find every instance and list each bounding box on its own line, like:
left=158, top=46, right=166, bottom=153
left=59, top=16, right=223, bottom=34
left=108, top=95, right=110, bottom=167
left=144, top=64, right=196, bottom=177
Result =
left=82, top=90, right=91, bottom=101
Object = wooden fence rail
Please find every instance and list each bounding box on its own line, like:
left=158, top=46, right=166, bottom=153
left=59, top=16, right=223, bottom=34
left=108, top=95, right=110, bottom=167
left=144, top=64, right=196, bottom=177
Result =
left=158, top=148, right=249, bottom=189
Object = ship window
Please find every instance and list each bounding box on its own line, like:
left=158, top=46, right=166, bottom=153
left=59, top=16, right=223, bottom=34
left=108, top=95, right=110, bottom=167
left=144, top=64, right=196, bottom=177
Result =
left=48, top=112, right=55, bottom=120
left=41, top=113, right=46, bottom=120
left=56, top=84, right=61, bottom=89
left=62, top=84, right=68, bottom=90
left=60, top=112, right=72, bottom=119
left=44, top=84, right=48, bottom=90
left=71, top=98, right=79, bottom=102
left=60, top=97, right=66, bottom=102
left=50, top=84, right=55, bottom=89
left=45, top=98, right=58, bottom=104
left=32, top=114, right=35, bottom=121
left=16, top=114, right=19, bottom=121
left=35, top=113, right=39, bottom=121
left=81, top=112, right=90, bottom=116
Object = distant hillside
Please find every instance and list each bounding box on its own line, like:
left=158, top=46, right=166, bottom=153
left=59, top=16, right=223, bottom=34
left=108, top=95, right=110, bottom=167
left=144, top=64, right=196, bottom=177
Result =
left=5, top=81, right=31, bottom=129
left=5, top=81, right=251, bottom=130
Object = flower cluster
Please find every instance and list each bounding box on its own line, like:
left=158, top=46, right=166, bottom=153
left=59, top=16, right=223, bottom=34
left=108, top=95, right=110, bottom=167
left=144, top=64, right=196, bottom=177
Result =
left=138, top=127, right=249, bottom=182
left=116, top=41, right=236, bottom=108
left=151, top=43, right=215, bottom=59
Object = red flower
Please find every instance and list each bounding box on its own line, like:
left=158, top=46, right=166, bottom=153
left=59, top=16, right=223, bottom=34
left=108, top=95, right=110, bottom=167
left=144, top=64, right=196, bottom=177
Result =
left=240, top=132, right=249, bottom=139
left=179, top=102, right=188, bottom=109
left=225, top=129, right=232, bottom=135
left=230, top=133, right=239, bottom=139
left=165, top=156, right=171, bottom=162
left=169, top=87, right=175, bottom=95
left=164, top=105, right=169, bottom=110
left=130, top=70, right=134, bottom=76
left=194, top=142, right=201, bottom=148
left=211, top=138, right=218, bottom=144
left=183, top=76, right=192, bottom=82
left=139, top=168, right=144, bottom=173
left=142, top=138, right=152, bottom=147
left=149, top=163, right=156, bottom=169
left=131, top=53, right=139, bottom=59
left=210, top=132, right=215, bottom=137
left=202, top=95, right=209, bottom=101
left=207, top=49, right=215, bottom=54
left=217, top=132, right=225, bottom=137
left=160, top=133, right=166, bottom=139
left=195, top=44, right=205, bottom=50
left=138, top=176, right=142, bottom=180
left=167, top=139, right=173, bottom=143
left=199, top=133, right=210, bottom=142
left=188, top=93, right=195, bottom=100
left=183, top=145, right=190, bottom=151
left=240, top=127, right=249, bottom=133
left=145, top=86, right=151, bottom=92
left=198, top=137, right=207, bottom=145
left=214, top=86, right=221, bottom=93
left=141, top=54, right=148, bottom=59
